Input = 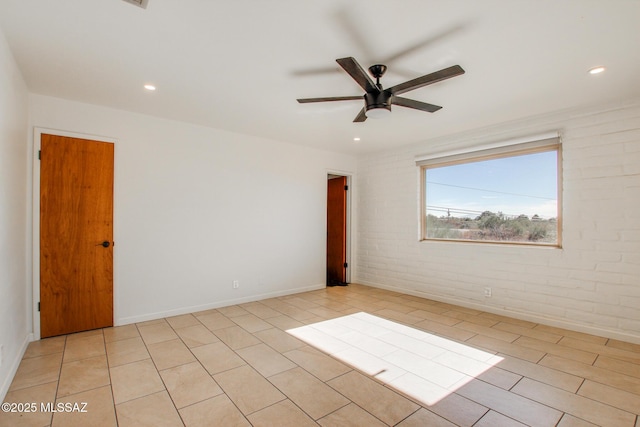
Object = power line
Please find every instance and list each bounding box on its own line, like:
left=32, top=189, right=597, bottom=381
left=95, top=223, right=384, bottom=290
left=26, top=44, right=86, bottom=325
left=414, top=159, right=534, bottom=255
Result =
left=428, top=205, right=483, bottom=215
left=427, top=205, right=553, bottom=220
left=426, top=181, right=556, bottom=201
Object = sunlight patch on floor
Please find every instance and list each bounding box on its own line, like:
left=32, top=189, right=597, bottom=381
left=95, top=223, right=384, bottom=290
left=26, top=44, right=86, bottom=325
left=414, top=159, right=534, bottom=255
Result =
left=287, top=312, right=503, bottom=406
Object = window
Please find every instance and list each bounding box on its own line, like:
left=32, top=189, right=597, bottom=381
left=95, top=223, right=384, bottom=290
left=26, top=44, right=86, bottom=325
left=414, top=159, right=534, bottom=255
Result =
left=418, top=135, right=561, bottom=246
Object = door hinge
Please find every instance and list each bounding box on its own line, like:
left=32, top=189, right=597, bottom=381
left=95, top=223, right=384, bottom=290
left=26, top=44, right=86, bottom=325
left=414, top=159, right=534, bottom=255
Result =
left=344, top=185, right=348, bottom=191
left=38, top=302, right=40, bottom=312
left=38, top=150, right=41, bottom=160
left=343, top=262, right=348, bottom=268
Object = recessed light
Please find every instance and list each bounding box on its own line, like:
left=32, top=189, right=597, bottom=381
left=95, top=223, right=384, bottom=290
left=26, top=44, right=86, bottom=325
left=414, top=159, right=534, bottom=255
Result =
left=144, top=84, right=156, bottom=91
left=588, top=66, right=606, bottom=75
left=353, top=137, right=361, bottom=142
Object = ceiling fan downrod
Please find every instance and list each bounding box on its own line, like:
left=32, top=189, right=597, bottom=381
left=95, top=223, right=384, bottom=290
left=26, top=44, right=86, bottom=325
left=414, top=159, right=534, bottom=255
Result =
left=368, top=64, right=387, bottom=88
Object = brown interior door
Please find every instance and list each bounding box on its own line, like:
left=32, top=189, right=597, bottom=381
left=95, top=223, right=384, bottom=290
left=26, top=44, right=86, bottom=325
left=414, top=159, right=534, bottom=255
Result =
left=40, top=134, right=114, bottom=338
left=327, top=176, right=347, bottom=285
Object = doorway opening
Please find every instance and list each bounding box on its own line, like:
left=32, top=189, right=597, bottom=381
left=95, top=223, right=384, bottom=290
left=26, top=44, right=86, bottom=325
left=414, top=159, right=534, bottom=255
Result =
left=326, top=174, right=351, bottom=286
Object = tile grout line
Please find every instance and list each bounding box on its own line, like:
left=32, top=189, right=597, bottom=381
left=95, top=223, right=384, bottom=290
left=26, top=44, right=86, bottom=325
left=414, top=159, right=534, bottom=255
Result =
left=135, top=321, right=186, bottom=426
left=227, top=307, right=343, bottom=424
left=8, top=285, right=640, bottom=427
left=101, top=330, right=122, bottom=427
left=49, top=334, right=67, bottom=427
left=164, top=315, right=246, bottom=424
left=227, top=299, right=409, bottom=425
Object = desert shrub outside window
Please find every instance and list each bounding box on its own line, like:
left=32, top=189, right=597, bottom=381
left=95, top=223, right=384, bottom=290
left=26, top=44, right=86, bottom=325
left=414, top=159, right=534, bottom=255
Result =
left=418, top=134, right=561, bottom=246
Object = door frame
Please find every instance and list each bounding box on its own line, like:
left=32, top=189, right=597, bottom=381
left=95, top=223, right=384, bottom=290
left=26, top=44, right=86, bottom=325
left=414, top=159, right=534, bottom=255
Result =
left=326, top=171, right=352, bottom=285
left=32, top=127, right=118, bottom=340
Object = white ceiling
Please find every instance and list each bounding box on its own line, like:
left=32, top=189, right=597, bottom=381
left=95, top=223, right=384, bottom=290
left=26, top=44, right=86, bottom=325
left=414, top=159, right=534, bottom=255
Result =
left=1, top=0, right=638, bottom=154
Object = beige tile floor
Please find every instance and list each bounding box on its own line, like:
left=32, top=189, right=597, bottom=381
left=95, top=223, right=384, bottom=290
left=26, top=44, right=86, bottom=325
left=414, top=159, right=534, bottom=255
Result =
left=1, top=284, right=639, bottom=427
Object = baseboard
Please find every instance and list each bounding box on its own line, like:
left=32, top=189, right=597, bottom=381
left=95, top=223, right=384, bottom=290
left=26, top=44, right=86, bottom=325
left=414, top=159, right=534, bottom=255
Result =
left=0, top=333, right=33, bottom=402
left=115, top=283, right=326, bottom=326
left=358, top=280, right=640, bottom=345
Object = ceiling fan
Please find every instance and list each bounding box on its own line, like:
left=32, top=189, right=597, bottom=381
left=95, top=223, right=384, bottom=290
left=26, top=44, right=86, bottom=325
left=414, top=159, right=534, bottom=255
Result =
left=297, top=57, right=465, bottom=122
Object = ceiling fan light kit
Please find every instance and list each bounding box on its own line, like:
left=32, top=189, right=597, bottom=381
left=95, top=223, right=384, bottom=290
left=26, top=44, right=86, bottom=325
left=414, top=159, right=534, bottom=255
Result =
left=364, top=89, right=392, bottom=116
left=297, top=57, right=465, bottom=122
left=365, top=107, right=391, bottom=119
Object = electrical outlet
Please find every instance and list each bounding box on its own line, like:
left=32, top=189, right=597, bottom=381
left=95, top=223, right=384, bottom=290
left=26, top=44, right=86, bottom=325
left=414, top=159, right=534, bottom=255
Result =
left=484, top=287, right=492, bottom=297
left=232, top=280, right=239, bottom=289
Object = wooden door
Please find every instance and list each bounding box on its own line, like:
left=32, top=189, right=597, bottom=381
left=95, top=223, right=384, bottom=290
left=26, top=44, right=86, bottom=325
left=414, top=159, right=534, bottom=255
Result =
left=40, top=134, right=114, bottom=338
left=327, top=176, right=347, bottom=285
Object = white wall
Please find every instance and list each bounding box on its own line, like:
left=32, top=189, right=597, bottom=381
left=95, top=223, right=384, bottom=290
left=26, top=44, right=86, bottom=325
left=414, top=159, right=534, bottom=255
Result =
left=355, top=99, right=640, bottom=343
left=28, top=95, right=357, bottom=327
left=0, top=27, right=29, bottom=398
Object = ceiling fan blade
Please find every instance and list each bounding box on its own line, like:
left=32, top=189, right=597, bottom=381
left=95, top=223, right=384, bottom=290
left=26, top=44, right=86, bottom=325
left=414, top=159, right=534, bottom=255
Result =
left=333, top=9, right=376, bottom=61
left=291, top=66, right=341, bottom=77
left=392, top=96, right=442, bottom=113
left=297, top=96, right=362, bottom=103
left=388, top=65, right=465, bottom=96
left=353, top=108, right=367, bottom=122
left=381, top=24, right=466, bottom=64
left=336, top=57, right=379, bottom=94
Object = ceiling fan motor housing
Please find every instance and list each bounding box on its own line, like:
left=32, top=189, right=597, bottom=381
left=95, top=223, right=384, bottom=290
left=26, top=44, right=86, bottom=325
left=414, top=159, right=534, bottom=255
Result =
left=364, top=91, right=392, bottom=113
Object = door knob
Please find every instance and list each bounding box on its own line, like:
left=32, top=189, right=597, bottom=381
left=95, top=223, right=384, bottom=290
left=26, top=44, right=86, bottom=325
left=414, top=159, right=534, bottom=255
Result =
left=98, top=241, right=110, bottom=248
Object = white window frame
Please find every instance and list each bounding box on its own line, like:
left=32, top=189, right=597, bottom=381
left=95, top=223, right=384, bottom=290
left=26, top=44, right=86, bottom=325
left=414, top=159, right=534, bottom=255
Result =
left=417, top=133, right=562, bottom=247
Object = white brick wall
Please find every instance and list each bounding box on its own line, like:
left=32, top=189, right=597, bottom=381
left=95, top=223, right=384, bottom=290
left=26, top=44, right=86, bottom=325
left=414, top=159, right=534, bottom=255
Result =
left=355, top=98, right=640, bottom=343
